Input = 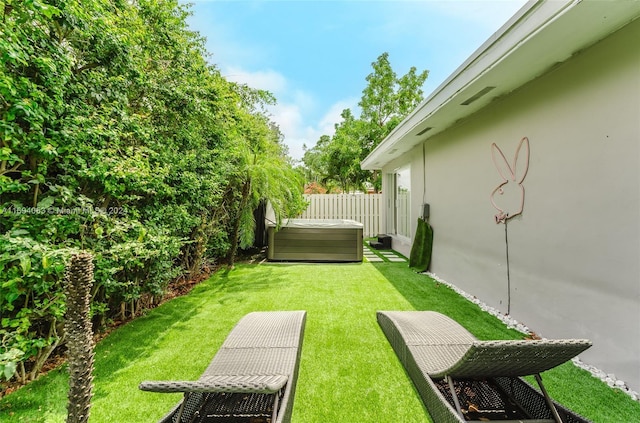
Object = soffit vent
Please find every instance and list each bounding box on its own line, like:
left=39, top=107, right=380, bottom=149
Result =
left=461, top=86, right=496, bottom=105
left=416, top=127, right=433, bottom=136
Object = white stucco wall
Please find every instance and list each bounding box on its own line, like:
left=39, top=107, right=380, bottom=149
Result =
left=381, top=18, right=640, bottom=391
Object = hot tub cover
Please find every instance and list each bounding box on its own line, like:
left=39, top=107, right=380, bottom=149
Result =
left=268, top=218, right=363, bottom=229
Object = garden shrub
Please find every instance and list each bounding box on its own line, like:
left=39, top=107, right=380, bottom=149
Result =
left=0, top=0, right=304, bottom=386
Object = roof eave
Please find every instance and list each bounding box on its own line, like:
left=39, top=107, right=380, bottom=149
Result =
left=361, top=0, right=640, bottom=170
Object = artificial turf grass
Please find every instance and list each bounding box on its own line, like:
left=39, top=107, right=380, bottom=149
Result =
left=91, top=262, right=430, bottom=423
left=1, top=261, right=639, bottom=422
left=0, top=365, right=68, bottom=422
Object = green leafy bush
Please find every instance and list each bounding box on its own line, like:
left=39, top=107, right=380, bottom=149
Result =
left=0, top=0, right=304, bottom=387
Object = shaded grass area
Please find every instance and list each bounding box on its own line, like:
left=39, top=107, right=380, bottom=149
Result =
left=1, top=262, right=639, bottom=422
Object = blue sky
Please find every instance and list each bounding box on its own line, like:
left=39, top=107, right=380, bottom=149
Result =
left=183, top=0, right=528, bottom=161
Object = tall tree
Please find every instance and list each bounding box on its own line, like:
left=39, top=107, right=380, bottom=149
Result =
left=359, top=52, right=429, bottom=154
left=324, top=109, right=370, bottom=193
left=301, top=135, right=330, bottom=185
left=305, top=53, right=428, bottom=192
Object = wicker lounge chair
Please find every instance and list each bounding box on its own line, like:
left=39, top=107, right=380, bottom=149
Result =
left=377, top=311, right=593, bottom=423
left=140, top=310, right=306, bottom=423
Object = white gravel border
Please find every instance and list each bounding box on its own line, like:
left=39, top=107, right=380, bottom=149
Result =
left=426, top=272, right=639, bottom=402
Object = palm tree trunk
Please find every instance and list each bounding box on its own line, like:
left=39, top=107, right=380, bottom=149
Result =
left=64, top=253, right=95, bottom=423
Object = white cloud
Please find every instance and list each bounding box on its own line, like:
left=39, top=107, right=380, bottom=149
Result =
left=269, top=103, right=303, bottom=140
left=318, top=99, right=358, bottom=135
left=221, top=66, right=288, bottom=95
left=218, top=65, right=359, bottom=162
left=270, top=97, right=358, bottom=162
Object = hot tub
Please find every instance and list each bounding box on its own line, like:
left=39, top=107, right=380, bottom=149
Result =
left=267, top=219, right=363, bottom=262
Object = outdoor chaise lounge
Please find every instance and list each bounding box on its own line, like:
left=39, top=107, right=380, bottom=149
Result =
left=377, top=311, right=593, bottom=423
left=140, top=310, right=306, bottom=423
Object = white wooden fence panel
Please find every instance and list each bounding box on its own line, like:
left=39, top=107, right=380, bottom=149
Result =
left=299, top=194, right=380, bottom=237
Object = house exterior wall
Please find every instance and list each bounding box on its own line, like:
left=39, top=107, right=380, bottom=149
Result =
left=380, top=18, right=640, bottom=391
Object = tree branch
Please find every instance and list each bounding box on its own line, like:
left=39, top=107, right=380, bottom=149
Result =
left=0, top=162, right=22, bottom=176
left=73, top=62, right=102, bottom=74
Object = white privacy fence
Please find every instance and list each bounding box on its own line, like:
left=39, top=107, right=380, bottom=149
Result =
left=299, top=194, right=381, bottom=237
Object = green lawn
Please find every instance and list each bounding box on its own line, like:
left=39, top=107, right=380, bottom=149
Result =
left=2, top=261, right=639, bottom=422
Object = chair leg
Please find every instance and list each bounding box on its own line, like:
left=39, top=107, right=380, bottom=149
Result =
left=446, top=376, right=465, bottom=420
left=534, top=373, right=564, bottom=423
left=271, top=390, right=281, bottom=422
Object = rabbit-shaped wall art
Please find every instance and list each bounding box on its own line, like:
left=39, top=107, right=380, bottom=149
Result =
left=490, top=137, right=530, bottom=224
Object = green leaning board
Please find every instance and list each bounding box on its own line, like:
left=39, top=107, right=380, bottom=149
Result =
left=409, top=218, right=433, bottom=272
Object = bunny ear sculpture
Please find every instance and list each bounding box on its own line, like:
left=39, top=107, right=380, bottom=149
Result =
left=490, top=137, right=530, bottom=224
